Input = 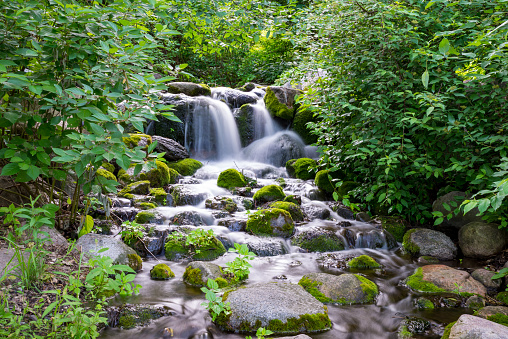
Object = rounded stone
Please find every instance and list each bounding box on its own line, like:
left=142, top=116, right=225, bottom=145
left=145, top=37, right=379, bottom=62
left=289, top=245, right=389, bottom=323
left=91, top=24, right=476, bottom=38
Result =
left=183, top=261, right=224, bottom=287
left=448, top=314, right=508, bottom=339
left=402, top=228, right=457, bottom=260
left=459, top=222, right=507, bottom=258
left=76, top=234, right=136, bottom=265
left=471, top=268, right=501, bottom=290
left=432, top=191, right=482, bottom=229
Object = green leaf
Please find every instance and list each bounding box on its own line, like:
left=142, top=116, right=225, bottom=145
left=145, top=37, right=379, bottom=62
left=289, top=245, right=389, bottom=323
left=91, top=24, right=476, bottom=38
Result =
left=65, top=87, right=86, bottom=97
left=78, top=215, right=94, bottom=237
left=27, top=165, right=41, bottom=180
left=1, top=163, right=19, bottom=176
left=477, top=199, right=490, bottom=214
left=439, top=38, right=450, bottom=55
left=16, top=48, right=38, bottom=57
left=425, top=1, right=435, bottom=10
left=463, top=201, right=477, bottom=215
left=422, top=70, right=429, bottom=89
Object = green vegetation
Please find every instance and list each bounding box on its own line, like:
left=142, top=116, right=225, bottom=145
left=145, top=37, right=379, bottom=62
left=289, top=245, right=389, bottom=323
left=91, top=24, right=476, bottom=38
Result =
left=291, top=231, right=345, bottom=252
left=138, top=161, right=172, bottom=188
left=497, top=292, right=508, bottom=304
left=245, top=208, right=294, bottom=237
left=201, top=278, right=231, bottom=321
left=441, top=321, right=456, bottom=339
left=253, top=185, right=286, bottom=205
left=268, top=201, right=304, bottom=221
left=347, top=255, right=381, bottom=269
left=122, top=134, right=153, bottom=149
left=224, top=243, right=257, bottom=284
left=217, top=169, right=248, bottom=189
left=150, top=263, right=175, bottom=280
left=118, top=181, right=151, bottom=198
left=165, top=229, right=226, bottom=261
left=402, top=229, right=420, bottom=256
left=286, top=158, right=317, bottom=180
left=414, top=298, right=435, bottom=310
left=404, top=267, right=446, bottom=293
left=127, top=253, right=143, bottom=272
left=487, top=313, right=508, bottom=327
left=135, top=211, right=156, bottom=224
left=150, top=188, right=168, bottom=205
left=167, top=158, right=203, bottom=176
left=355, top=275, right=379, bottom=303
left=140, top=202, right=157, bottom=210
left=315, top=170, right=335, bottom=193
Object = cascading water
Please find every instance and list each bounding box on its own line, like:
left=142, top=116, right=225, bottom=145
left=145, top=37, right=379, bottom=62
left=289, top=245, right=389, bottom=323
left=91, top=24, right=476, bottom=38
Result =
left=252, top=99, right=281, bottom=140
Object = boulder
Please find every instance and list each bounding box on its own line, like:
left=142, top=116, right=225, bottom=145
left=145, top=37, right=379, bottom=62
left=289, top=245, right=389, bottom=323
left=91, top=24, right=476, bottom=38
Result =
left=299, top=272, right=378, bottom=304
left=76, top=234, right=137, bottom=265
left=151, top=135, right=189, bottom=162
left=150, top=263, right=175, bottom=280
left=476, top=306, right=508, bottom=319
left=205, top=196, right=238, bottom=213
left=432, top=191, right=482, bottom=229
left=471, top=268, right=501, bottom=291
left=183, top=261, right=226, bottom=287
left=301, top=203, right=330, bottom=220
left=38, top=226, right=69, bottom=249
left=246, top=208, right=295, bottom=238
left=291, top=227, right=345, bottom=252
left=166, top=82, right=211, bottom=97
left=170, top=211, right=205, bottom=226
left=217, top=168, right=247, bottom=190
left=241, top=131, right=305, bottom=167
left=235, top=104, right=255, bottom=147
left=167, top=158, right=203, bottom=176
left=253, top=185, right=286, bottom=205
left=268, top=201, right=305, bottom=222
left=402, top=228, right=457, bottom=260
left=118, top=161, right=175, bottom=187
left=404, top=265, right=487, bottom=296
left=164, top=231, right=226, bottom=261
left=293, top=107, right=319, bottom=144
left=459, top=222, right=507, bottom=258
left=212, top=87, right=259, bottom=109
left=338, top=226, right=398, bottom=250
left=155, top=93, right=197, bottom=144
left=170, top=185, right=211, bottom=206
left=264, top=86, right=301, bottom=121
left=113, top=304, right=174, bottom=329
left=286, top=158, right=317, bottom=180
left=216, top=282, right=331, bottom=334
left=448, top=314, right=508, bottom=339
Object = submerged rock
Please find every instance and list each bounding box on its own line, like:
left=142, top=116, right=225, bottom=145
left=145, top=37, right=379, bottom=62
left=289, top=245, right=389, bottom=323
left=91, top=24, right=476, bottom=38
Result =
left=458, top=222, right=507, bottom=258
left=402, top=228, right=457, bottom=260
left=447, top=314, right=508, bottom=339
left=110, top=304, right=174, bottom=329
left=216, top=282, right=331, bottom=334
left=291, top=228, right=345, bottom=252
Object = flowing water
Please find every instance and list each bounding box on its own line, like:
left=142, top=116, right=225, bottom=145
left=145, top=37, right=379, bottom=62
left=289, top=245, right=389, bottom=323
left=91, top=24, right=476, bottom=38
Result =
left=101, top=92, right=473, bottom=339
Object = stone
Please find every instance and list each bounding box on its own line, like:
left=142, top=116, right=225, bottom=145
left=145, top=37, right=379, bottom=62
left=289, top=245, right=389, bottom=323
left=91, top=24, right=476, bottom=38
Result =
left=285, top=158, right=317, bottom=180
left=253, top=185, right=286, bottom=206
left=38, top=226, right=69, bottom=249
left=291, top=227, right=345, bottom=252
left=448, top=314, right=508, bottom=339
left=170, top=185, right=211, bottom=206
left=268, top=201, right=305, bottom=222
left=432, top=191, right=482, bottom=229
left=151, top=135, right=189, bottom=162
left=76, top=234, right=137, bottom=265
left=246, top=208, right=295, bottom=238
left=465, top=295, right=485, bottom=310
left=183, top=261, right=224, bottom=287
left=217, top=218, right=247, bottom=232
left=338, top=226, right=398, bottom=250
left=301, top=203, right=330, bottom=220
left=264, top=86, right=301, bottom=121
left=477, top=306, right=508, bottom=319
left=166, top=82, right=211, bottom=97
left=217, top=169, right=247, bottom=190
left=459, top=222, right=507, bottom=258
left=293, top=107, right=319, bottom=144
left=212, top=87, right=259, bottom=109
left=205, top=196, right=238, bottom=213
left=241, top=131, right=306, bottom=167
left=216, top=282, right=331, bottom=334
left=471, top=268, right=501, bottom=291
left=299, top=272, right=378, bottom=304
left=112, top=304, right=174, bottom=329
left=150, top=263, right=175, bottom=280
left=405, top=265, right=487, bottom=296
left=235, top=104, right=255, bottom=147
left=170, top=211, right=205, bottom=226
left=402, top=228, right=457, bottom=260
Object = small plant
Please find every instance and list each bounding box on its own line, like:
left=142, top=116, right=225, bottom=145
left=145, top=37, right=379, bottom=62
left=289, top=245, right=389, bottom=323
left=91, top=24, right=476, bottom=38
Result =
left=201, top=278, right=231, bottom=321
left=167, top=228, right=216, bottom=255
left=492, top=268, right=508, bottom=291
left=224, top=243, right=256, bottom=283
left=246, top=327, right=274, bottom=339
left=120, top=220, right=145, bottom=244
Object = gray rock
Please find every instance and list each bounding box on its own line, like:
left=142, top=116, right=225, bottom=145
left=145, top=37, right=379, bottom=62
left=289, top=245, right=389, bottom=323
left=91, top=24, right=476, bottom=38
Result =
left=112, top=197, right=131, bottom=207
left=151, top=135, right=189, bottom=162
left=459, top=222, right=507, bottom=258
left=111, top=207, right=139, bottom=222
left=299, top=272, right=378, bottom=304
left=205, top=196, right=237, bottom=212
left=109, top=304, right=174, bottom=329
left=476, top=306, right=508, bottom=319
left=183, top=261, right=223, bottom=286
left=465, top=296, right=485, bottom=310
left=292, top=227, right=345, bottom=252
left=448, top=314, right=508, bottom=339
left=166, top=82, right=211, bottom=97
left=432, top=191, right=482, bottom=229
left=171, top=211, right=204, bottom=226
left=131, top=225, right=168, bottom=257
left=403, top=228, right=457, bottom=260
left=301, top=203, right=330, bottom=220
left=217, top=218, right=247, bottom=232
left=76, top=234, right=136, bottom=265
left=170, top=185, right=211, bottom=206
left=264, top=86, right=301, bottom=121
left=36, top=226, right=68, bottom=249
left=0, top=248, right=29, bottom=277
left=219, top=282, right=331, bottom=334
left=471, top=268, right=501, bottom=291
left=212, top=87, right=258, bottom=109
left=241, top=132, right=305, bottom=167
left=234, top=104, right=255, bottom=147
left=155, top=93, right=196, bottom=144
left=246, top=238, right=288, bottom=257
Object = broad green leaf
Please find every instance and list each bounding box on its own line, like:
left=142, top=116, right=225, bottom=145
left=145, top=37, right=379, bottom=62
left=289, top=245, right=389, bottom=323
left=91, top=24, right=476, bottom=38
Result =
left=439, top=38, right=450, bottom=54
left=78, top=215, right=94, bottom=237
left=1, top=163, right=19, bottom=176
left=422, top=70, right=429, bottom=89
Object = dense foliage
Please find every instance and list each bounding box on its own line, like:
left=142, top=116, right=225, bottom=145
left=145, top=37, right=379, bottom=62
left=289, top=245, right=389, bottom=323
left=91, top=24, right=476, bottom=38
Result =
left=283, top=0, right=508, bottom=225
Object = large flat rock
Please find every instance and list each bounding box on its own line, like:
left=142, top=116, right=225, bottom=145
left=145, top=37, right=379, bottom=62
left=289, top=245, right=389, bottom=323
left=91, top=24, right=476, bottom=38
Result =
left=421, top=265, right=487, bottom=296
left=449, top=314, right=508, bottom=339
left=76, top=234, right=136, bottom=265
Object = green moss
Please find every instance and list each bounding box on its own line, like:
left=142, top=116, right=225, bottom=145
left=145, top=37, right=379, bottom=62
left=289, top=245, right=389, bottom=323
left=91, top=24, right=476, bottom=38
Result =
left=441, top=321, right=456, bottom=339
left=496, top=292, right=508, bottom=305
left=118, top=314, right=136, bottom=329
left=402, top=229, right=420, bottom=256
left=167, top=158, right=203, bottom=176
left=275, top=177, right=286, bottom=187
left=164, top=236, right=187, bottom=260
left=286, top=158, right=317, bottom=180
left=415, top=297, right=435, bottom=310
left=215, top=276, right=229, bottom=288
left=183, top=266, right=203, bottom=286
left=167, top=82, right=211, bottom=96
left=487, top=313, right=508, bottom=327
left=149, top=188, right=167, bottom=205
left=118, top=180, right=151, bottom=198
left=138, top=160, right=171, bottom=187
left=377, top=216, right=408, bottom=242
left=315, top=170, right=334, bottom=193
left=245, top=208, right=294, bottom=237
left=253, top=185, right=286, bottom=205
left=165, top=234, right=226, bottom=261
left=283, top=195, right=300, bottom=205
left=298, top=276, right=331, bottom=303
left=404, top=267, right=447, bottom=293
left=268, top=201, right=304, bottom=221
left=97, top=168, right=117, bottom=182
left=193, top=237, right=227, bottom=261
left=285, top=159, right=297, bottom=177
left=127, top=253, right=142, bottom=271
left=264, top=86, right=294, bottom=121
left=117, top=168, right=131, bottom=184
left=291, top=232, right=344, bottom=252
left=347, top=255, right=381, bottom=269
left=118, top=307, right=167, bottom=329
left=140, top=202, right=157, bottom=210
left=150, top=263, right=175, bottom=280
left=135, top=211, right=156, bottom=224
left=101, top=162, right=115, bottom=173
left=336, top=181, right=359, bottom=200
left=293, top=107, right=318, bottom=144
left=123, top=133, right=152, bottom=149
left=398, top=325, right=412, bottom=339
left=355, top=274, right=379, bottom=303
left=217, top=168, right=247, bottom=189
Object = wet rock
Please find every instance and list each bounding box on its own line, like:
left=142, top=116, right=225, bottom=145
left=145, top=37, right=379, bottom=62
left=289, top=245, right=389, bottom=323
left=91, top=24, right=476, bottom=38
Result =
left=432, top=191, right=482, bottom=229
left=339, top=226, right=398, bottom=250
left=111, top=207, right=139, bottom=222
left=155, top=93, right=196, bottom=144
left=477, top=306, right=508, bottom=319
left=301, top=203, right=330, bottom=220
left=277, top=336, right=312, bottom=339
left=216, top=282, right=331, bottom=334
left=402, top=228, right=457, bottom=260
left=465, top=296, right=485, bottom=310
left=205, top=196, right=237, bottom=213
left=292, top=227, right=345, bottom=252
left=414, top=297, right=435, bottom=310
left=355, top=212, right=372, bottom=222
left=77, top=234, right=136, bottom=265
left=299, top=272, right=378, bottom=304
left=404, top=265, right=487, bottom=296
left=246, top=238, right=288, bottom=257
left=242, top=131, right=306, bottom=167
left=135, top=210, right=164, bottom=224
left=284, top=195, right=302, bottom=205
left=471, top=268, right=501, bottom=291
left=284, top=181, right=326, bottom=201
left=398, top=317, right=430, bottom=337
left=235, top=104, right=255, bottom=147
left=268, top=201, right=305, bottom=221
left=253, top=185, right=286, bottom=206
left=328, top=202, right=354, bottom=220
left=448, top=314, right=508, bottom=339
left=112, top=197, right=131, bottom=207
left=170, top=185, right=211, bottom=206
left=165, top=231, right=226, bottom=261
left=167, top=82, right=211, bottom=97
left=109, top=304, right=174, bottom=329
left=171, top=211, right=205, bottom=226
left=151, top=135, right=189, bottom=162
left=246, top=208, right=295, bottom=238
left=150, top=263, right=175, bottom=280
left=233, top=187, right=254, bottom=198
left=217, top=218, right=247, bottom=232
left=212, top=211, right=230, bottom=219
left=417, top=256, right=439, bottom=265
left=183, top=261, right=224, bottom=287
left=212, top=87, right=258, bottom=109
left=264, top=86, right=301, bottom=121
left=459, top=222, right=507, bottom=258
left=135, top=226, right=168, bottom=256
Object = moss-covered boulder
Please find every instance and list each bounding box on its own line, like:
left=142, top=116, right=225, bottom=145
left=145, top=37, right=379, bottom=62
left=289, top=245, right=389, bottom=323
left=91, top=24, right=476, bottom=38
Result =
left=347, top=255, right=381, bottom=269
left=283, top=195, right=301, bottom=205
left=335, top=181, right=359, bottom=200
left=205, top=196, right=237, bottom=213
left=235, top=104, right=255, bottom=147
left=139, top=202, right=157, bottom=210
left=253, top=185, right=286, bottom=205
left=314, top=170, right=335, bottom=193
left=374, top=216, right=408, bottom=242
left=122, top=133, right=152, bottom=149
left=118, top=180, right=151, bottom=199
left=216, top=282, right=331, bottom=334
left=150, top=263, right=175, bottom=280
left=164, top=232, right=226, bottom=261
left=246, top=208, right=295, bottom=238
left=166, top=82, right=211, bottom=97
left=299, top=272, right=378, bottom=305
left=183, top=261, right=228, bottom=287
left=118, top=161, right=175, bottom=187
left=116, top=304, right=173, bottom=329
left=101, top=162, right=116, bottom=173
left=268, top=201, right=304, bottom=222
left=414, top=297, right=435, bottom=310
left=127, top=253, right=142, bottom=272
left=291, top=228, right=345, bottom=252
left=264, top=86, right=301, bottom=121
left=135, top=211, right=156, bottom=224
left=285, top=158, right=317, bottom=180
left=402, top=228, right=456, bottom=260
left=167, top=158, right=203, bottom=176
left=97, top=168, right=117, bottom=182
left=293, top=107, right=319, bottom=144
left=149, top=188, right=168, bottom=205
left=217, top=168, right=247, bottom=189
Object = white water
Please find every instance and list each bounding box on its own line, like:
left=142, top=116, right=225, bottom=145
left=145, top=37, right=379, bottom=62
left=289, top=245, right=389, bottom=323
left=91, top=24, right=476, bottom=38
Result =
left=252, top=99, right=281, bottom=140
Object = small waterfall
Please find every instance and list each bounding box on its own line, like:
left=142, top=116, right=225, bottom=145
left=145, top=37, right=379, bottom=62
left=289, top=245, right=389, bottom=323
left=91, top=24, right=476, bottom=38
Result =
left=185, top=97, right=241, bottom=160
left=241, top=131, right=306, bottom=167
left=252, top=99, right=281, bottom=140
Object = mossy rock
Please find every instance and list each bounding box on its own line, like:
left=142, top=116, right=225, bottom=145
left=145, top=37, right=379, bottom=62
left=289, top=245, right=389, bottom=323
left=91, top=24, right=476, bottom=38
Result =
left=497, top=292, right=508, bottom=305
left=441, top=321, right=456, bottom=339
left=399, top=317, right=430, bottom=337
left=97, top=168, right=117, bottom=182
left=487, top=313, right=508, bottom=326
left=291, top=228, right=345, bottom=252
left=117, top=305, right=173, bottom=329
left=150, top=188, right=168, bottom=205
left=139, top=202, right=157, bottom=210
left=298, top=272, right=378, bottom=305
left=150, top=263, right=175, bottom=280
left=283, top=195, right=301, bottom=205
left=122, top=133, right=152, bottom=149
left=167, top=158, right=203, bottom=176
left=246, top=208, right=295, bottom=238
left=127, top=253, right=142, bottom=272
left=347, top=255, right=381, bottom=269
left=315, top=170, right=334, bottom=193
left=135, top=211, right=156, bottom=224
left=118, top=161, right=174, bottom=187
left=217, top=168, right=247, bottom=189
left=118, top=180, right=151, bottom=198
left=101, top=162, right=116, bottom=173
left=293, top=106, right=319, bottom=144
left=264, top=86, right=295, bottom=121
left=183, top=261, right=229, bottom=287
left=164, top=233, right=226, bottom=261
left=285, top=158, right=317, bottom=180
left=166, top=82, right=211, bottom=96
left=268, top=201, right=304, bottom=222
left=376, top=216, right=408, bottom=242
left=403, top=267, right=447, bottom=293
left=253, top=185, right=286, bottom=205
left=205, top=196, right=238, bottom=213
left=275, top=177, right=286, bottom=187
left=414, top=297, right=435, bottom=310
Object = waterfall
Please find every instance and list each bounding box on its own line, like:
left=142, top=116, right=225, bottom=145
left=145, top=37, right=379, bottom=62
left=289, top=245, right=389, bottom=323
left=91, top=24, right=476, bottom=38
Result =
left=241, top=131, right=306, bottom=167
left=252, top=99, right=281, bottom=140
left=185, top=97, right=241, bottom=160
